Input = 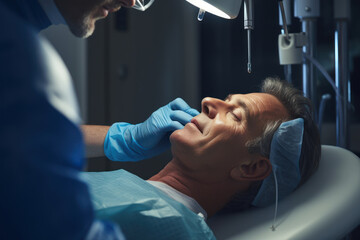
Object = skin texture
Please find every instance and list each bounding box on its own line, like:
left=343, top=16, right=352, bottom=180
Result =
left=81, top=125, right=110, bottom=158
left=54, top=0, right=135, bottom=38
left=149, top=93, right=289, bottom=217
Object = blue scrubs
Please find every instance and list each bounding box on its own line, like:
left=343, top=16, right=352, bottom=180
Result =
left=0, top=0, right=123, bottom=239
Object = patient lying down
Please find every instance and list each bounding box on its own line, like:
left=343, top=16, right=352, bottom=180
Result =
left=82, top=78, right=321, bottom=240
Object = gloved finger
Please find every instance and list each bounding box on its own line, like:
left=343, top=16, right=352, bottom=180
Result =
left=169, top=98, right=192, bottom=111
left=169, top=98, right=200, bottom=116
left=162, top=121, right=185, bottom=132
left=170, top=110, right=194, bottom=125
left=185, top=108, right=200, bottom=117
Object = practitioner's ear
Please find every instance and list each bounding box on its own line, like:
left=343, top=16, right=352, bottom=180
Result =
left=230, top=157, right=272, bottom=182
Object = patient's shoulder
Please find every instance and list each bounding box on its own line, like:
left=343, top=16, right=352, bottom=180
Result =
left=84, top=170, right=216, bottom=239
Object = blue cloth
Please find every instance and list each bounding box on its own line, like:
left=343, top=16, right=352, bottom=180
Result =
left=252, top=118, right=304, bottom=207
left=82, top=169, right=216, bottom=240
left=104, top=98, right=199, bottom=162
left=0, top=1, right=123, bottom=239
left=1, top=0, right=51, bottom=31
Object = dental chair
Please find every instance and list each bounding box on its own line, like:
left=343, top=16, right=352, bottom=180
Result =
left=208, top=145, right=360, bottom=240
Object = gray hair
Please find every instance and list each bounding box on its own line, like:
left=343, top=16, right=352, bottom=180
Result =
left=219, top=78, right=321, bottom=214
left=260, top=78, right=321, bottom=186
left=245, top=120, right=283, bottom=158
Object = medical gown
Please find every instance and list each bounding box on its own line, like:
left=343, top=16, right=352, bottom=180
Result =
left=82, top=169, right=216, bottom=240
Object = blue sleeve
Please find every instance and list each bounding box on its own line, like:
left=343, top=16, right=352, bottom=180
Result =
left=0, top=3, right=124, bottom=239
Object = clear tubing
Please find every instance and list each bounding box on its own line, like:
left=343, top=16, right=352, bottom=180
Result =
left=278, top=0, right=290, bottom=40
left=318, top=94, right=332, bottom=134
left=303, top=54, right=340, bottom=102
left=304, top=54, right=344, bottom=139
left=335, top=22, right=349, bottom=148
left=302, top=19, right=318, bottom=122
left=271, top=170, right=279, bottom=231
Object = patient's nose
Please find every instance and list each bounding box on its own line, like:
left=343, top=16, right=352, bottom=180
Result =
left=202, top=97, right=226, bottom=119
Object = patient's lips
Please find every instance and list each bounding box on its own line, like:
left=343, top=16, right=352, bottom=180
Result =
left=191, top=119, right=202, bottom=133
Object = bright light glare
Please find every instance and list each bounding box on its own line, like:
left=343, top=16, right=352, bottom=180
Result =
left=186, top=0, right=231, bottom=19
left=132, top=0, right=155, bottom=11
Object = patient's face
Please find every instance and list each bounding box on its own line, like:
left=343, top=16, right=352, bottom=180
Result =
left=170, top=93, right=288, bottom=180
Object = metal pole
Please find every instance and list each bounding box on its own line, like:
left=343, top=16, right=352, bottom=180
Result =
left=294, top=0, right=320, bottom=121
left=279, top=0, right=292, bottom=83
left=334, top=0, right=350, bottom=148
left=302, top=20, right=317, bottom=103
left=244, top=0, right=254, bottom=73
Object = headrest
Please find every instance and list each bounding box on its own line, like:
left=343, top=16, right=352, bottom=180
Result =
left=252, top=118, right=304, bottom=207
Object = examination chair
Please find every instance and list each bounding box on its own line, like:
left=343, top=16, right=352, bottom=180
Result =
left=208, top=145, right=360, bottom=240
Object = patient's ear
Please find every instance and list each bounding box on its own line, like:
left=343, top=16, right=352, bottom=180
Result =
left=230, top=157, right=272, bottom=182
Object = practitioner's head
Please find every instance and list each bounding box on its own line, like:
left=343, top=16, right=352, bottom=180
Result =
left=54, top=0, right=135, bottom=38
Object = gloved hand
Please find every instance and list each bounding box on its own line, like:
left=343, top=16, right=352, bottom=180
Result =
left=104, top=98, right=199, bottom=161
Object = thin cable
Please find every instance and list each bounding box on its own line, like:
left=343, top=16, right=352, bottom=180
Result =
left=284, top=65, right=292, bottom=83
left=304, top=54, right=344, bottom=135
left=318, top=94, right=332, bottom=133
left=303, top=54, right=339, bottom=97
left=271, top=170, right=279, bottom=231
left=247, top=30, right=252, bottom=73
left=278, top=0, right=290, bottom=41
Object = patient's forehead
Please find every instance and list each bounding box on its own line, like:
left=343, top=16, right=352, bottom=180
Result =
left=227, top=93, right=288, bottom=120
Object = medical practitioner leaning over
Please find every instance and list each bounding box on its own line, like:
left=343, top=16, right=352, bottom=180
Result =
left=82, top=78, right=321, bottom=239
left=0, top=0, right=199, bottom=239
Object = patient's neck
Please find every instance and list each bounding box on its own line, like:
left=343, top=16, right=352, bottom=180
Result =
left=148, top=158, right=249, bottom=217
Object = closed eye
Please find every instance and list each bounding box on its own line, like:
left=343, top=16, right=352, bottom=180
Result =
left=231, top=112, right=242, bottom=121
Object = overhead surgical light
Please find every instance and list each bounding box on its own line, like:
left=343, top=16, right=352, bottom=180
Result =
left=185, top=0, right=254, bottom=73
left=186, top=0, right=242, bottom=20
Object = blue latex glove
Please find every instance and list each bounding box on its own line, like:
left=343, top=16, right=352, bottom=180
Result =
left=104, top=98, right=199, bottom=161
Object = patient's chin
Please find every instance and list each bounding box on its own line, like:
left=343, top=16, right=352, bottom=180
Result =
left=170, top=130, right=195, bottom=153
left=169, top=129, right=184, bottom=145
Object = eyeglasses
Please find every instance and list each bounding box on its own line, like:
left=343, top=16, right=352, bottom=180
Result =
left=132, top=0, right=155, bottom=11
